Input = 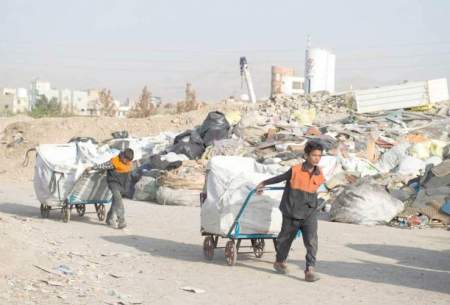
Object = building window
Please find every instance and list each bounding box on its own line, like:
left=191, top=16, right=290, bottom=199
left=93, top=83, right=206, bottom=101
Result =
left=275, top=73, right=281, bottom=81
left=292, top=82, right=303, bottom=90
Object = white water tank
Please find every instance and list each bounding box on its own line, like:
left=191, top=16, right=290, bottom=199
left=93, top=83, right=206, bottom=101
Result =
left=305, top=48, right=335, bottom=94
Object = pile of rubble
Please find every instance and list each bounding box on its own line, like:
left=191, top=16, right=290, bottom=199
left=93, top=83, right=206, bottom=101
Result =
left=109, top=94, right=450, bottom=229
left=260, top=91, right=351, bottom=125
left=26, top=92, right=450, bottom=228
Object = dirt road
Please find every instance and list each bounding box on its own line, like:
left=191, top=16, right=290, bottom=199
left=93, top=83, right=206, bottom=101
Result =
left=0, top=181, right=449, bottom=305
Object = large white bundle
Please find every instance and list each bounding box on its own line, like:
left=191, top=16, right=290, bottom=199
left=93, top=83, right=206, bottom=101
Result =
left=201, top=156, right=285, bottom=235
left=156, top=187, right=200, bottom=207
left=330, top=180, right=404, bottom=225
left=34, top=142, right=117, bottom=206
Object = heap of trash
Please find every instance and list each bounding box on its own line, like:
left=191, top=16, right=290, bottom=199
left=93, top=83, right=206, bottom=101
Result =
left=30, top=88, right=450, bottom=229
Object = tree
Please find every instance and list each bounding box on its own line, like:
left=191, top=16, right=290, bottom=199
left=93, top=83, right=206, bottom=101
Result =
left=98, top=89, right=117, bottom=117
left=185, top=82, right=196, bottom=105
left=30, top=95, right=62, bottom=118
left=128, top=86, right=156, bottom=118
left=176, top=82, right=200, bottom=113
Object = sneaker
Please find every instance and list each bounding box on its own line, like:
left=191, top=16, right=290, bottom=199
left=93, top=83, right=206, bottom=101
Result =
left=273, top=261, right=289, bottom=274
left=304, top=267, right=320, bottom=282
left=117, top=221, right=127, bottom=229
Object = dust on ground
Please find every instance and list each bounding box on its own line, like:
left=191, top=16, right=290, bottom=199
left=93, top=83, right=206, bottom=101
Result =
left=0, top=181, right=448, bottom=305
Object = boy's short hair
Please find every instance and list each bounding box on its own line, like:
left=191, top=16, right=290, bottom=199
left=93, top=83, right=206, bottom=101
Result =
left=122, top=148, right=134, bottom=161
left=304, top=140, right=324, bottom=155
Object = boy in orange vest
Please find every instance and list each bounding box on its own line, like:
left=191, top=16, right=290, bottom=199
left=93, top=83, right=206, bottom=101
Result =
left=86, top=148, right=134, bottom=229
left=257, top=141, right=324, bottom=282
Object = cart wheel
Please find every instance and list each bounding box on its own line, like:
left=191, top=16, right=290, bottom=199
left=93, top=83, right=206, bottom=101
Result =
left=75, top=204, right=86, bottom=217
left=225, top=240, right=237, bottom=266
left=203, top=236, right=215, bottom=260
left=97, top=204, right=106, bottom=221
left=62, top=205, right=71, bottom=223
left=251, top=238, right=265, bottom=258
left=40, top=204, right=50, bottom=218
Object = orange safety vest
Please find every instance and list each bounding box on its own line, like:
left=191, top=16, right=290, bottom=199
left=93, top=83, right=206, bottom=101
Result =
left=290, top=164, right=324, bottom=193
left=111, top=155, right=132, bottom=173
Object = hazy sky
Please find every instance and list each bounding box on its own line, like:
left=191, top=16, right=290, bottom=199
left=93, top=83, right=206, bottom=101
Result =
left=1, top=0, right=449, bottom=102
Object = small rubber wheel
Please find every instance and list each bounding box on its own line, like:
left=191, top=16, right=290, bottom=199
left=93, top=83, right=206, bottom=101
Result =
left=62, top=205, right=71, bottom=223
left=203, top=236, right=215, bottom=260
left=97, top=204, right=106, bottom=221
left=40, top=204, right=50, bottom=218
left=251, top=238, right=265, bottom=258
left=225, top=240, right=237, bottom=266
left=75, top=204, right=86, bottom=217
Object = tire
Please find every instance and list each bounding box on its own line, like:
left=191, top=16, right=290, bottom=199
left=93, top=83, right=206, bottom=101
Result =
left=225, top=240, right=237, bottom=266
left=75, top=204, right=86, bottom=217
left=251, top=238, right=265, bottom=258
left=97, top=204, right=106, bottom=221
left=203, top=236, right=215, bottom=260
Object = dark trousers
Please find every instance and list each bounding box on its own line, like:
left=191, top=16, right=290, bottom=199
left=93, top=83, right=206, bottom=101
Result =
left=107, top=183, right=126, bottom=224
left=276, top=214, right=318, bottom=269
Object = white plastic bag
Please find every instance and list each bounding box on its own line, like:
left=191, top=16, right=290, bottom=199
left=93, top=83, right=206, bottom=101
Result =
left=397, top=156, right=425, bottom=176
left=133, top=176, right=158, bottom=202
left=156, top=187, right=200, bottom=207
left=330, top=180, right=404, bottom=225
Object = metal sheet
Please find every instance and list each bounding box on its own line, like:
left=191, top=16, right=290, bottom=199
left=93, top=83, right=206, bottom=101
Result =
left=354, top=79, right=449, bottom=113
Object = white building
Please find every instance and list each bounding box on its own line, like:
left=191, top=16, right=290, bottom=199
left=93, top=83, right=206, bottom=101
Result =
left=117, top=105, right=130, bottom=118
left=1, top=79, right=126, bottom=117
left=29, top=79, right=95, bottom=116
left=271, top=66, right=305, bottom=97
left=0, top=88, right=29, bottom=114
left=280, top=76, right=305, bottom=96
left=305, top=47, right=336, bottom=94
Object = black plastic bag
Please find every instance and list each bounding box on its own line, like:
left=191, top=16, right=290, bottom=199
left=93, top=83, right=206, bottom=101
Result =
left=197, top=111, right=230, bottom=146
left=171, top=142, right=205, bottom=160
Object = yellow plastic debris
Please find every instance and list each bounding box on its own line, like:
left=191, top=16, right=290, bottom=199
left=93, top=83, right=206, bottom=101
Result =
left=292, top=108, right=316, bottom=126
left=429, top=140, right=448, bottom=158
left=224, top=111, right=242, bottom=126
left=409, top=104, right=434, bottom=112
left=410, top=141, right=431, bottom=159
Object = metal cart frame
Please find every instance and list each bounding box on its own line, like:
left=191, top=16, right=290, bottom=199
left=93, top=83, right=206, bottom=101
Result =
left=40, top=171, right=112, bottom=223
left=201, top=187, right=301, bottom=266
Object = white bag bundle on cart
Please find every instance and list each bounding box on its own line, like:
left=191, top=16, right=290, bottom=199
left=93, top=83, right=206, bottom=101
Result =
left=201, top=156, right=285, bottom=235
left=34, top=142, right=117, bottom=206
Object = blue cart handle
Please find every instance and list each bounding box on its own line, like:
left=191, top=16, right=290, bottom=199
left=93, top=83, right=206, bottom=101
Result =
left=227, top=186, right=284, bottom=237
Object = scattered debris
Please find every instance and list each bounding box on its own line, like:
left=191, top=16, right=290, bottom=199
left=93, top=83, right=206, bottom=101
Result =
left=33, top=265, right=61, bottom=276
left=55, top=265, right=74, bottom=276
left=180, top=286, right=206, bottom=294
left=40, top=280, right=64, bottom=287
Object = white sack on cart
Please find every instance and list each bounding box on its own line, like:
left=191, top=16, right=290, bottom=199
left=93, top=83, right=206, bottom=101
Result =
left=34, top=142, right=117, bottom=206
left=200, top=156, right=285, bottom=235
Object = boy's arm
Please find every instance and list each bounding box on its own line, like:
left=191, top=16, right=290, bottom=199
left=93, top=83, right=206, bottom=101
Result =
left=257, top=169, right=291, bottom=193
left=261, top=169, right=291, bottom=186
left=90, top=160, right=114, bottom=171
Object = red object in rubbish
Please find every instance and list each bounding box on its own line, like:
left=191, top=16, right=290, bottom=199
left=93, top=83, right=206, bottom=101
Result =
left=375, top=138, right=395, bottom=149
left=407, top=215, right=421, bottom=226
left=305, top=127, right=321, bottom=137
